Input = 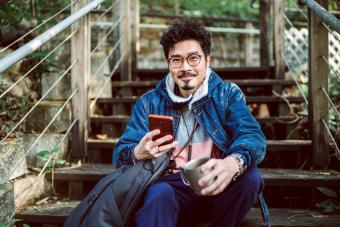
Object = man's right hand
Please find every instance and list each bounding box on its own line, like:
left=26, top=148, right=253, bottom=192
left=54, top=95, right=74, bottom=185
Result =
left=133, top=129, right=178, bottom=160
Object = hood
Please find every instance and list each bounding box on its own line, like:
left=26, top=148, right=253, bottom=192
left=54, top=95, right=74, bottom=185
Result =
left=155, top=68, right=223, bottom=109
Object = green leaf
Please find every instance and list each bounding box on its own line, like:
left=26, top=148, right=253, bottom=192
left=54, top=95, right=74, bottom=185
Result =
left=36, top=150, right=52, bottom=161
left=317, top=187, right=337, bottom=198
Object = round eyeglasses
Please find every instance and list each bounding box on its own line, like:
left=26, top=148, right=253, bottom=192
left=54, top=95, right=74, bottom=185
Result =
left=168, top=54, right=202, bottom=68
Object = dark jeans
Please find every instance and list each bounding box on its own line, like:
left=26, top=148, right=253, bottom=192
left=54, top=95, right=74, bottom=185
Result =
left=134, top=165, right=263, bottom=227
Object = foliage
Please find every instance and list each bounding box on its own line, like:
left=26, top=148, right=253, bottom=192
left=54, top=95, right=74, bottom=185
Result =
left=36, top=146, right=65, bottom=173
left=316, top=187, right=340, bottom=213
left=0, top=81, right=30, bottom=140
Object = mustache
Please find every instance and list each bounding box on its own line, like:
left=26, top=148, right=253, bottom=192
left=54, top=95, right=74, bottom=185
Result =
left=178, top=72, right=196, bottom=79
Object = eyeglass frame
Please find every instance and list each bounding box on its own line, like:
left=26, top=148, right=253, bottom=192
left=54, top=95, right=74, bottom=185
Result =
left=167, top=54, right=204, bottom=68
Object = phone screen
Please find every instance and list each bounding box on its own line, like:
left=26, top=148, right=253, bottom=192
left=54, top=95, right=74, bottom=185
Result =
left=148, top=115, right=174, bottom=145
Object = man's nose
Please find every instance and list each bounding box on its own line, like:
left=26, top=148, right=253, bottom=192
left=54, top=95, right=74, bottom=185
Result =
left=180, top=59, right=191, bottom=71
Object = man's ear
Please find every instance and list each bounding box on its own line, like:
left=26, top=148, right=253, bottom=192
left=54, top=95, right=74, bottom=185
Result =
left=206, top=55, right=211, bottom=68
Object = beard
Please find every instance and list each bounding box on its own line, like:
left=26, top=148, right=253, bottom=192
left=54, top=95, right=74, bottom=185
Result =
left=178, top=72, right=196, bottom=90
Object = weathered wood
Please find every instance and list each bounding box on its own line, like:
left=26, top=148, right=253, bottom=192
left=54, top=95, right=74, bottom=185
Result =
left=130, top=0, right=140, bottom=80
left=71, top=0, right=90, bottom=159
left=259, top=0, right=270, bottom=66
left=16, top=204, right=340, bottom=226
left=87, top=138, right=310, bottom=152
left=272, top=0, right=285, bottom=79
left=90, top=115, right=306, bottom=124
left=95, top=96, right=305, bottom=104
left=15, top=200, right=340, bottom=227
left=68, top=181, right=83, bottom=200
left=135, top=66, right=275, bottom=80
left=110, top=79, right=297, bottom=87
left=308, top=0, right=329, bottom=167
left=245, top=22, right=254, bottom=66
left=45, top=164, right=340, bottom=187
left=119, top=0, right=132, bottom=81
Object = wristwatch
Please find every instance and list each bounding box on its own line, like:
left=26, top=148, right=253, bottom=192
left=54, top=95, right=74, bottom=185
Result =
left=229, top=153, right=247, bottom=181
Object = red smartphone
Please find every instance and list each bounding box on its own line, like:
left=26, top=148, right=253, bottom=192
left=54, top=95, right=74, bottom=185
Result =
left=148, top=114, right=174, bottom=145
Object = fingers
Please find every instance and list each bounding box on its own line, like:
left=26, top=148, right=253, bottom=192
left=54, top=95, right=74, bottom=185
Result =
left=142, top=129, right=160, bottom=142
left=153, top=135, right=173, bottom=146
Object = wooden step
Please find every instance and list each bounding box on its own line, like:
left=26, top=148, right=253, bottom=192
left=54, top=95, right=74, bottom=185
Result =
left=90, top=115, right=305, bottom=124
left=15, top=202, right=340, bottom=227
left=135, top=66, right=275, bottom=79
left=111, top=79, right=297, bottom=88
left=87, top=138, right=311, bottom=151
left=45, top=164, right=340, bottom=187
left=96, top=96, right=305, bottom=104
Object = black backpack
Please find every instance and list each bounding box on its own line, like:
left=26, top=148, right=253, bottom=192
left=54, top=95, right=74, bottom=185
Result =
left=63, top=153, right=171, bottom=227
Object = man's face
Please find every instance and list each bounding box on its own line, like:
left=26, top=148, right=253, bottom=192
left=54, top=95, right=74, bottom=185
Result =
left=167, top=39, right=210, bottom=98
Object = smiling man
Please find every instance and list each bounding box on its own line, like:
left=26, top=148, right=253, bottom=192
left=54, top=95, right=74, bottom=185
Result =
left=112, top=18, right=269, bottom=227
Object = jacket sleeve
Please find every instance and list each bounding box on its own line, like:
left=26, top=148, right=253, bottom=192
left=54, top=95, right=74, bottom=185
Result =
left=112, top=96, right=149, bottom=167
left=222, top=83, right=267, bottom=167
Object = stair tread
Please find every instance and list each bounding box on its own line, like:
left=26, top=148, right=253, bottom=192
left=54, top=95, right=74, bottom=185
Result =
left=46, top=164, right=340, bottom=187
left=90, top=115, right=306, bottom=124
left=96, top=96, right=305, bottom=103
left=87, top=138, right=312, bottom=151
left=111, top=79, right=297, bottom=87
left=15, top=201, right=340, bottom=226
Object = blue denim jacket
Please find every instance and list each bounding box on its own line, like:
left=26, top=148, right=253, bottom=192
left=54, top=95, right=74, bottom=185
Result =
left=112, top=70, right=267, bottom=167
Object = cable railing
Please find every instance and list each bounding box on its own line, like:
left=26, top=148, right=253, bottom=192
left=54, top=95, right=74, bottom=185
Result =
left=0, top=0, right=129, bottom=224
left=284, top=1, right=340, bottom=160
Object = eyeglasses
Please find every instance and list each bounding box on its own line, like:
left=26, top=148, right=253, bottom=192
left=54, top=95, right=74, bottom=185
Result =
left=168, top=54, right=202, bottom=68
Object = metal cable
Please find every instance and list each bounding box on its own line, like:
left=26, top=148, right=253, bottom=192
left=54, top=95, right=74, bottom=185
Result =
left=321, top=55, right=340, bottom=80
left=0, top=61, right=78, bottom=144
left=8, top=118, right=78, bottom=222
left=93, top=0, right=120, bottom=23
left=0, top=0, right=79, bottom=53
left=38, top=118, right=78, bottom=177
left=284, top=14, right=308, bottom=47
left=90, top=51, right=126, bottom=109
left=322, top=119, right=340, bottom=156
left=92, top=36, right=122, bottom=77
left=91, top=15, right=122, bottom=54
left=322, top=22, right=340, bottom=41
left=321, top=86, right=340, bottom=119
left=4, top=89, right=77, bottom=184
left=291, top=0, right=308, bottom=20
left=283, top=57, right=309, bottom=105
left=0, top=30, right=77, bottom=99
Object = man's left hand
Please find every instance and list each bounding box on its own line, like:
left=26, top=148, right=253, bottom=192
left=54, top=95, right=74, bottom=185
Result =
left=198, top=157, right=240, bottom=196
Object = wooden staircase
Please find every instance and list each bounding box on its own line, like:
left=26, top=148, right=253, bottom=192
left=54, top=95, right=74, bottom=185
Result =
left=15, top=67, right=340, bottom=226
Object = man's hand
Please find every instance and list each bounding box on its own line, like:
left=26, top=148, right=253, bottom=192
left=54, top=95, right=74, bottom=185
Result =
left=133, top=129, right=178, bottom=160
left=198, top=157, right=240, bottom=196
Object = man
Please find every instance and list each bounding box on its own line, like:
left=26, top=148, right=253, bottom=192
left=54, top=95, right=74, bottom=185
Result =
left=113, top=18, right=269, bottom=227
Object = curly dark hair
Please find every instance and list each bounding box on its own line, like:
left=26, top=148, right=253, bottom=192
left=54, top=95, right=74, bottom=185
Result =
left=160, top=18, right=211, bottom=59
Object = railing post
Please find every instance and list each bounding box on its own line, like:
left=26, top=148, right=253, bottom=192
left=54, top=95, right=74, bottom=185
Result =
left=272, top=0, right=285, bottom=79
left=131, top=0, right=140, bottom=80
left=71, top=0, right=90, bottom=160
left=259, top=0, right=270, bottom=67
left=308, top=0, right=329, bottom=167
left=119, top=0, right=132, bottom=81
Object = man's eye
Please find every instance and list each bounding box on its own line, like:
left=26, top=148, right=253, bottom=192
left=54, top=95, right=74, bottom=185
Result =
left=171, top=58, right=181, bottom=63
left=189, top=55, right=200, bottom=61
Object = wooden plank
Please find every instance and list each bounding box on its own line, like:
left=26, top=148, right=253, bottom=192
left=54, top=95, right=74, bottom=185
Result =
left=272, top=0, right=285, bottom=79
left=90, top=115, right=306, bottom=124
left=87, top=138, right=311, bottom=151
left=16, top=203, right=340, bottom=227
left=111, top=79, right=297, bottom=87
left=118, top=0, right=131, bottom=81
left=308, top=0, right=329, bottom=167
left=71, top=0, right=89, bottom=159
left=130, top=0, right=140, bottom=80
left=136, top=66, right=275, bottom=79
left=259, top=0, right=270, bottom=66
left=46, top=164, right=340, bottom=187
left=95, top=96, right=305, bottom=104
